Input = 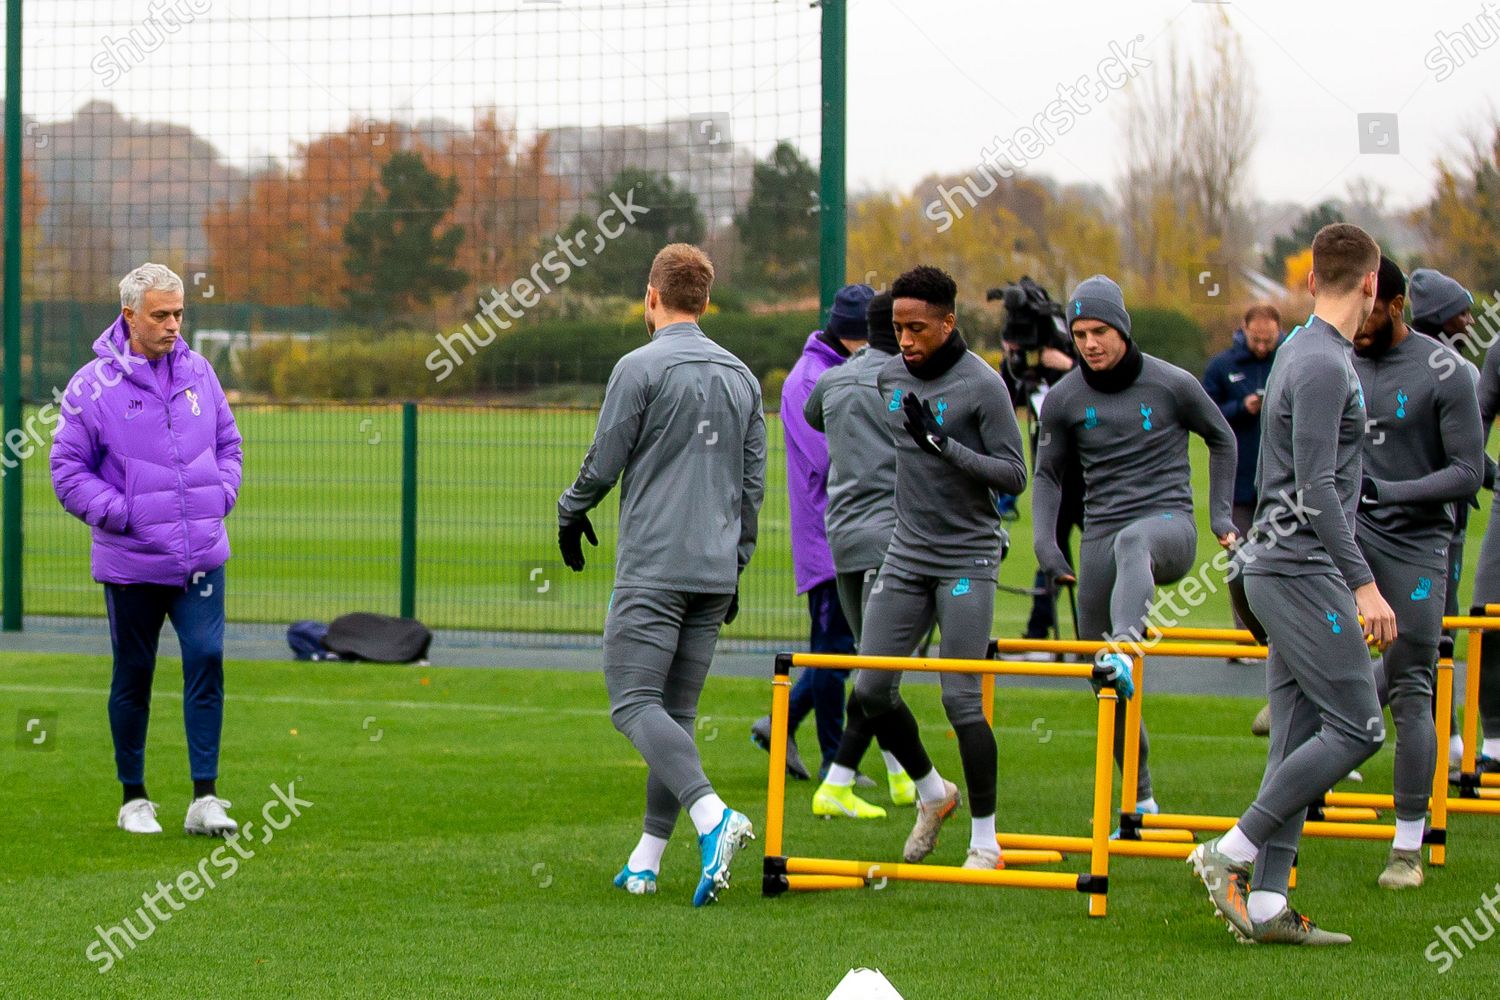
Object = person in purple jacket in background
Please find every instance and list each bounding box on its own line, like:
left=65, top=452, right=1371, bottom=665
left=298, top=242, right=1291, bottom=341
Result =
left=50, top=263, right=244, bottom=839
left=749, top=284, right=886, bottom=784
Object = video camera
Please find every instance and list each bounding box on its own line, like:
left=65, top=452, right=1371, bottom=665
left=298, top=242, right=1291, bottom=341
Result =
left=987, top=277, right=1073, bottom=406
left=987, top=276, right=1069, bottom=353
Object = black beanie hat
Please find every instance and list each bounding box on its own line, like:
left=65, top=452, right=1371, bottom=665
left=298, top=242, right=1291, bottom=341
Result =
left=867, top=291, right=898, bottom=354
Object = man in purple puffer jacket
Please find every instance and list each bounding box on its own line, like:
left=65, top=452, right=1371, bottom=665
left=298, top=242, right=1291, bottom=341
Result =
left=51, top=263, right=243, bottom=838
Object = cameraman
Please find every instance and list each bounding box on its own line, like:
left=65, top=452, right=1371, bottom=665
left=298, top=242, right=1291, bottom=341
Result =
left=994, top=278, right=1084, bottom=644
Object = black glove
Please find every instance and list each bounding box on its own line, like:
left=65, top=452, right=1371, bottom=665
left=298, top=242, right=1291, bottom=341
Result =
left=558, top=514, right=598, bottom=571
left=901, top=392, right=946, bottom=456
left=1359, top=476, right=1380, bottom=508
left=1485, top=454, right=1497, bottom=491
left=724, top=588, right=739, bottom=625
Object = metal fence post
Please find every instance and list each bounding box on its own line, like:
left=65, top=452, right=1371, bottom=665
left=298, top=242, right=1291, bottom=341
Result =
left=2, top=0, right=26, bottom=631
left=399, top=401, right=418, bottom=619
left=817, top=0, right=847, bottom=325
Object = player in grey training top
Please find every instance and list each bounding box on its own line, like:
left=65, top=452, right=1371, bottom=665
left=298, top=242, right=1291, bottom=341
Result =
left=557, top=244, right=766, bottom=908
left=801, top=291, right=915, bottom=819
left=1352, top=257, right=1484, bottom=890
left=1033, top=275, right=1237, bottom=827
left=1431, top=273, right=1500, bottom=774
left=1191, top=223, right=1397, bottom=946
left=822, top=265, right=1028, bottom=872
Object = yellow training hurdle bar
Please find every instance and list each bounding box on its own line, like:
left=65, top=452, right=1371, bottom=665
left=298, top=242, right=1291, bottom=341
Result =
left=1156, top=619, right=1500, bottom=824
left=761, top=651, right=1122, bottom=917
left=1092, top=618, right=1500, bottom=865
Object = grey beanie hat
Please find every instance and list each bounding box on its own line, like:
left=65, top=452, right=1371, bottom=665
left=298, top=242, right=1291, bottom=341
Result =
left=1408, top=268, right=1472, bottom=328
left=1068, top=274, right=1131, bottom=339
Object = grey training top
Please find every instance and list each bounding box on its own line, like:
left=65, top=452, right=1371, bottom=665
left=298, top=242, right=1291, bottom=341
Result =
left=1032, top=354, right=1237, bottom=580
left=1354, top=332, right=1484, bottom=570
left=1480, top=341, right=1500, bottom=439
left=1238, top=316, right=1370, bottom=586
left=805, top=346, right=898, bottom=574
left=558, top=322, right=767, bottom=592
left=876, top=349, right=1027, bottom=581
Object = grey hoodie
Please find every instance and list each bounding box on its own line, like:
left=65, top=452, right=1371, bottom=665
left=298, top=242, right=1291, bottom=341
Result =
left=805, top=345, right=899, bottom=574
left=1237, top=316, right=1370, bottom=587
left=558, top=322, right=767, bottom=592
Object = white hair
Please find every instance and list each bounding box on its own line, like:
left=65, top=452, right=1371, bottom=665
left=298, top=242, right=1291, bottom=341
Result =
left=119, top=263, right=184, bottom=311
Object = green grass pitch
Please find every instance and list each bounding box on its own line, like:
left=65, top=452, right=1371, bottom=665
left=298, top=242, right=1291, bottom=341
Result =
left=19, top=403, right=1500, bottom=644
left=3, top=652, right=1497, bottom=998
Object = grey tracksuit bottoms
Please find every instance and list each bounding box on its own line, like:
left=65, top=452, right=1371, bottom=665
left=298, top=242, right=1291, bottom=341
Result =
left=1363, top=544, right=1447, bottom=821
left=1077, top=513, right=1198, bottom=802
left=853, top=566, right=996, bottom=727
left=603, top=588, right=733, bottom=839
left=1239, top=572, right=1384, bottom=895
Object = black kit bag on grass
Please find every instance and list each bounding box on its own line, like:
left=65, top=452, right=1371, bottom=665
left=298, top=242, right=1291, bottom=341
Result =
left=322, top=613, right=433, bottom=663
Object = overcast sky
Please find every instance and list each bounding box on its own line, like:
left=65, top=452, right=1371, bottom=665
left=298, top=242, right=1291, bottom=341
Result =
left=846, top=0, right=1500, bottom=209
left=20, top=0, right=1500, bottom=212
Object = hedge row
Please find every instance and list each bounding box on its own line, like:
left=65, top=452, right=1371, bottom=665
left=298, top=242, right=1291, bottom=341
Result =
left=233, top=307, right=1211, bottom=400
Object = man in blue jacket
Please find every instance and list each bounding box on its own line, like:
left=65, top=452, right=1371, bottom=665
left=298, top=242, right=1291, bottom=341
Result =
left=1202, top=303, right=1282, bottom=544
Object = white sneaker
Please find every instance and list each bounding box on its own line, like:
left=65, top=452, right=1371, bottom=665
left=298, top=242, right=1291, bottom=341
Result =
left=118, top=798, right=162, bottom=835
left=184, top=796, right=239, bottom=837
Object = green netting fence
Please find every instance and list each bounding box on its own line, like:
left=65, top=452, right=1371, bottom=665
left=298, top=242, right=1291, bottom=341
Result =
left=15, top=401, right=810, bottom=642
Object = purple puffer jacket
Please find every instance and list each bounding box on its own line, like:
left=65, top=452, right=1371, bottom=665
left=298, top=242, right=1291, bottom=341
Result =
left=782, top=332, right=846, bottom=594
left=50, top=316, right=243, bottom=587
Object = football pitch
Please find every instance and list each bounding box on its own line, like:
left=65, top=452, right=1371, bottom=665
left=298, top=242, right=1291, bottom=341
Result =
left=3, top=652, right=1497, bottom=999
left=19, top=403, right=1499, bottom=645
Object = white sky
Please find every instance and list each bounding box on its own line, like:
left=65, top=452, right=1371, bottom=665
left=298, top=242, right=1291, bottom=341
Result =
left=846, top=0, right=1500, bottom=209
left=16, top=0, right=1500, bottom=211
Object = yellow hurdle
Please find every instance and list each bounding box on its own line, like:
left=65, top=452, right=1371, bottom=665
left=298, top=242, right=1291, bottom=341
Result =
left=763, top=651, right=1118, bottom=916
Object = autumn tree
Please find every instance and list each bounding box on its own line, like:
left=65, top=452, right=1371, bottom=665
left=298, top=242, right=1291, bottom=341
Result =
left=1118, top=9, right=1255, bottom=308
left=1414, top=123, right=1500, bottom=294
left=846, top=171, right=1121, bottom=317
left=1261, top=202, right=1343, bottom=281
left=0, top=135, right=46, bottom=298
left=433, top=110, right=565, bottom=293
left=566, top=168, right=704, bottom=296
left=204, top=115, right=562, bottom=310
left=342, top=151, right=468, bottom=325
left=734, top=140, right=819, bottom=293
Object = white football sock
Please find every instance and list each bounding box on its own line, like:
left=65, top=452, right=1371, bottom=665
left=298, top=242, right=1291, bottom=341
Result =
left=687, top=794, right=729, bottom=836
left=969, top=814, right=997, bottom=852
left=627, top=833, right=669, bottom=873
left=1247, top=890, right=1286, bottom=924
left=1136, top=796, right=1158, bottom=814
left=881, top=752, right=906, bottom=775
left=913, top=769, right=949, bottom=804
left=1451, top=733, right=1466, bottom=764
left=1216, top=824, right=1258, bottom=864
left=1485, top=737, right=1500, bottom=760
left=824, top=764, right=857, bottom=787
left=1393, top=818, right=1426, bottom=852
